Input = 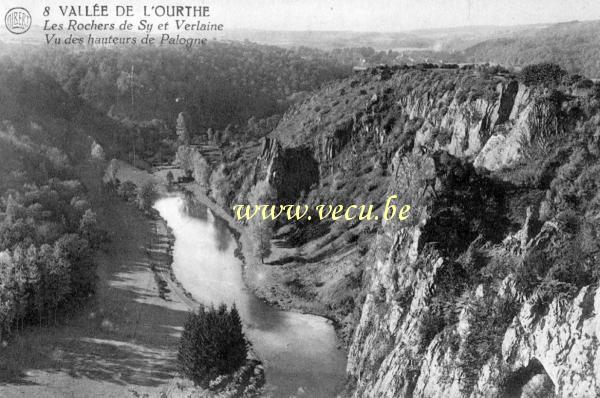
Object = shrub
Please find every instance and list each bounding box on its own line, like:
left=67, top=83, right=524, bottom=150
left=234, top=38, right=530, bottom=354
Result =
left=247, top=180, right=275, bottom=263
left=79, top=209, right=102, bottom=249
left=105, top=159, right=120, bottom=183
left=90, top=141, right=105, bottom=160
left=117, top=180, right=136, bottom=200
left=136, top=181, right=157, bottom=211
left=514, top=248, right=549, bottom=296
left=178, top=304, right=248, bottom=388
left=459, top=293, right=520, bottom=386
left=344, top=231, right=359, bottom=244
left=520, top=63, right=567, bottom=87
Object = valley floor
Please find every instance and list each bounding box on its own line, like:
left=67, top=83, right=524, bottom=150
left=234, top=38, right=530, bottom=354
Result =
left=0, top=161, right=189, bottom=397
left=112, top=162, right=351, bottom=345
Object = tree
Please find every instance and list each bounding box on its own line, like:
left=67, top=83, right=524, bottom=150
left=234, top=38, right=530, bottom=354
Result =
left=54, top=234, right=96, bottom=301
left=209, top=165, right=231, bottom=208
left=136, top=181, right=157, bottom=212
left=176, top=146, right=211, bottom=190
left=3, top=249, right=28, bottom=332
left=90, top=140, right=105, bottom=160
left=0, top=219, right=35, bottom=251
left=166, top=171, right=174, bottom=187
left=79, top=209, right=101, bottom=248
left=521, top=63, right=567, bottom=86
left=117, top=180, right=136, bottom=200
left=176, top=112, right=191, bottom=145
left=249, top=220, right=273, bottom=264
left=178, top=304, right=248, bottom=388
left=25, top=244, right=46, bottom=326
left=221, top=124, right=235, bottom=145
left=44, top=244, right=71, bottom=324
left=0, top=285, right=16, bottom=342
left=223, top=305, right=247, bottom=370
left=0, top=251, right=18, bottom=335
left=5, top=194, right=22, bottom=223
left=106, top=159, right=120, bottom=185
left=247, top=180, right=275, bottom=263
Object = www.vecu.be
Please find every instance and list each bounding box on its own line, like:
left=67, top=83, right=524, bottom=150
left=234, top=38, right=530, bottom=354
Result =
left=232, top=194, right=411, bottom=222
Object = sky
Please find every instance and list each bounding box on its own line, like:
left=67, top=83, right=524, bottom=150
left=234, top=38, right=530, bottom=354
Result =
left=2, top=0, right=600, bottom=32
left=216, top=0, right=600, bottom=31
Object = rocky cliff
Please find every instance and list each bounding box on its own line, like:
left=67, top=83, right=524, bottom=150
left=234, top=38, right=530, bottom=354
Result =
left=337, top=68, right=600, bottom=397
left=220, top=65, right=600, bottom=397
left=346, top=149, right=600, bottom=397
left=272, top=66, right=576, bottom=176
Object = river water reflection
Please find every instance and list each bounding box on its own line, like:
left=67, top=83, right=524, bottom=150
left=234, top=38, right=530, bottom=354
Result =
left=154, top=196, right=347, bottom=398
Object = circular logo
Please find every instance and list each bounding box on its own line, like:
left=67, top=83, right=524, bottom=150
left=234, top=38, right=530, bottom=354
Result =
left=5, top=7, right=31, bottom=34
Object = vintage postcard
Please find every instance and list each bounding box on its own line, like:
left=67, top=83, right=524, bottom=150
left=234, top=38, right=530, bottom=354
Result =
left=0, top=1, right=599, bottom=397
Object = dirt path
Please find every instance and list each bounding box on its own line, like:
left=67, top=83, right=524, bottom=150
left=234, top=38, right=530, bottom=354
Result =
left=0, top=162, right=189, bottom=398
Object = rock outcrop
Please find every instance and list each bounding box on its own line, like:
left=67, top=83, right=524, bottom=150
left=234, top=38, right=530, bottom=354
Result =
left=347, top=147, right=600, bottom=397
left=343, top=80, right=599, bottom=396
left=252, top=136, right=320, bottom=203
left=271, top=67, right=564, bottom=183
left=230, top=66, right=600, bottom=398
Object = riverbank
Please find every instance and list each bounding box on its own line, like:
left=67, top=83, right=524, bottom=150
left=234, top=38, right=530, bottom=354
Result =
left=127, top=161, right=344, bottom=334
left=113, top=161, right=347, bottom=394
left=105, top=161, right=267, bottom=397
left=181, top=184, right=350, bottom=345
left=154, top=195, right=346, bottom=397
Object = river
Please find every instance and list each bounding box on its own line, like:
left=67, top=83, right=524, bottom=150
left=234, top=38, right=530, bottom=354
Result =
left=154, top=196, right=347, bottom=398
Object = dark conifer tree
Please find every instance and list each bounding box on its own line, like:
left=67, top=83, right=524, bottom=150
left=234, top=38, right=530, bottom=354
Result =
left=177, top=304, right=248, bottom=387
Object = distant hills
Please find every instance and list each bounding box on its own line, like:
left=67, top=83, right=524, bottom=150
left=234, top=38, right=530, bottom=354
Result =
left=2, top=19, right=599, bottom=78
left=222, top=24, right=549, bottom=52
left=224, top=21, right=600, bottom=78
left=459, top=20, right=600, bottom=78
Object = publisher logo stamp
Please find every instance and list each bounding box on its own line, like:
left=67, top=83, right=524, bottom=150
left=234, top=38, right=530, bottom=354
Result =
left=5, top=7, right=31, bottom=34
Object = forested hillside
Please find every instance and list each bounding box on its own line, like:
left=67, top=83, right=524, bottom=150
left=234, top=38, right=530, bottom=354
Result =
left=6, top=42, right=351, bottom=133
left=461, top=20, right=600, bottom=78
left=0, top=57, right=132, bottom=160
left=0, top=59, right=108, bottom=340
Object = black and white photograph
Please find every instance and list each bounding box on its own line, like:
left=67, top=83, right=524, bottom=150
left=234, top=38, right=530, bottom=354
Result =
left=0, top=0, right=600, bottom=397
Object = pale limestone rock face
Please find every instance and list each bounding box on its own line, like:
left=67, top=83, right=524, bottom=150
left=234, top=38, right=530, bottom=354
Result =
left=353, top=79, right=545, bottom=173
left=501, top=286, right=600, bottom=397
left=352, top=260, right=600, bottom=398
left=510, top=83, right=532, bottom=121
left=413, top=331, right=465, bottom=398
left=473, top=84, right=563, bottom=171
left=520, top=373, right=556, bottom=398
left=472, top=83, right=533, bottom=170
left=347, top=153, right=443, bottom=398
left=443, top=98, right=494, bottom=158
left=473, top=132, right=522, bottom=171
left=348, top=144, right=600, bottom=398
left=403, top=79, right=548, bottom=171
left=472, top=99, right=533, bottom=171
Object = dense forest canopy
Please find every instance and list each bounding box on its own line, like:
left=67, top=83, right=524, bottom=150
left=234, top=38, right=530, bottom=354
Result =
left=0, top=83, right=102, bottom=339
left=0, top=57, right=131, bottom=161
left=5, top=42, right=351, bottom=134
